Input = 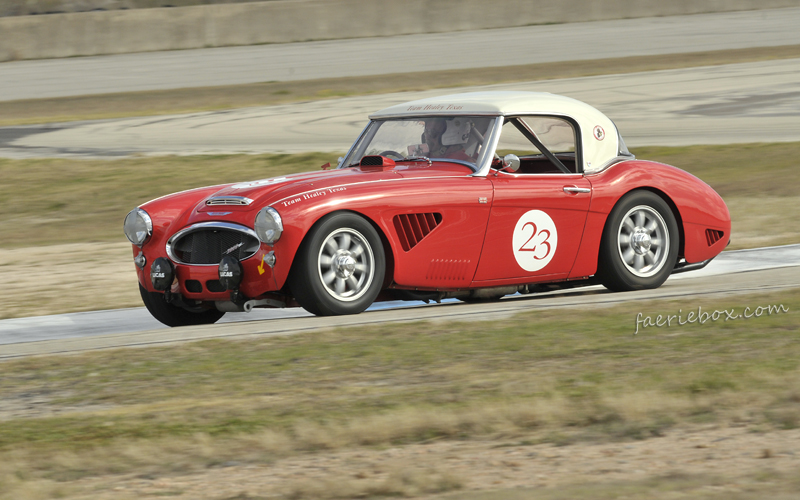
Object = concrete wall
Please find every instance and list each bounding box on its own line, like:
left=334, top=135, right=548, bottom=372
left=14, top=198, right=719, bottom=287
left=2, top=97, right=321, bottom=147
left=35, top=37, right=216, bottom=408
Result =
left=1, top=0, right=799, bottom=62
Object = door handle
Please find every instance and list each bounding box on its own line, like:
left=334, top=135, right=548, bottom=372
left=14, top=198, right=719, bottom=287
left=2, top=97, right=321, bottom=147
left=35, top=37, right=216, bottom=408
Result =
left=563, top=186, right=591, bottom=194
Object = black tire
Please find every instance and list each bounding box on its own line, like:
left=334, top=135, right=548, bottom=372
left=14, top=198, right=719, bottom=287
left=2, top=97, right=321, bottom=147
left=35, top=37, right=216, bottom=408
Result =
left=597, top=190, right=679, bottom=292
left=289, top=212, right=385, bottom=316
left=139, top=284, right=225, bottom=327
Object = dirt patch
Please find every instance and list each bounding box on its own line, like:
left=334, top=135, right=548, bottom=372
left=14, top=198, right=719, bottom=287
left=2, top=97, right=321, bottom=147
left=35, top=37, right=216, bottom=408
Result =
left=49, top=426, right=800, bottom=499
left=0, top=242, right=141, bottom=319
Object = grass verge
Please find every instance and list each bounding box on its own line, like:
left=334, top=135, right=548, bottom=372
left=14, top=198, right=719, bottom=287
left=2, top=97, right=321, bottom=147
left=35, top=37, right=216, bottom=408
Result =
left=0, top=289, right=797, bottom=498
left=1, top=45, right=800, bottom=126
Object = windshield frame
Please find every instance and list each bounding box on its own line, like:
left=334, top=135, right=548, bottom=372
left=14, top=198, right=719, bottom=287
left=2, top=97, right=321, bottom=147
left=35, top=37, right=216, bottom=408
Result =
left=340, top=116, right=503, bottom=175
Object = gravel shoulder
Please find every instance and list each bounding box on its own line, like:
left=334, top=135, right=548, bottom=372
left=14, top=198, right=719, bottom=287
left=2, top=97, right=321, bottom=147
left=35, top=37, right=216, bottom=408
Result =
left=50, top=426, right=800, bottom=499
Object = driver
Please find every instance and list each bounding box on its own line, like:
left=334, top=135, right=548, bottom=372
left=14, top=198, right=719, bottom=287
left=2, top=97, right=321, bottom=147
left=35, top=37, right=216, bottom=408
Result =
left=422, top=118, right=472, bottom=161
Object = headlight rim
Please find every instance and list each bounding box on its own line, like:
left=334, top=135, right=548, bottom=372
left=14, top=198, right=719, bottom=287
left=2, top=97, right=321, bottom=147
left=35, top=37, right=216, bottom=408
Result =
left=124, top=208, right=153, bottom=247
left=254, top=206, right=283, bottom=245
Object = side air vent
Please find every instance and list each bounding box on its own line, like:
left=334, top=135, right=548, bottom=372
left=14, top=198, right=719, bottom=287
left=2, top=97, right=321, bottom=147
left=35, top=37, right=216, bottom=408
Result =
left=394, top=213, right=443, bottom=251
left=206, top=196, right=253, bottom=206
left=706, top=229, right=724, bottom=246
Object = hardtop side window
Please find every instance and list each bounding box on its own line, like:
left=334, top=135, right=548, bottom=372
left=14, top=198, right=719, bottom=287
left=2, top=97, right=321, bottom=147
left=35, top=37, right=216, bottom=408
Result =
left=494, top=116, right=578, bottom=174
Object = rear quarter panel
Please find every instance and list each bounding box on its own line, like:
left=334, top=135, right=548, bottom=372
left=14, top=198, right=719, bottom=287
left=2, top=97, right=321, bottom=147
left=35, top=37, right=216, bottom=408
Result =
left=569, top=160, right=730, bottom=278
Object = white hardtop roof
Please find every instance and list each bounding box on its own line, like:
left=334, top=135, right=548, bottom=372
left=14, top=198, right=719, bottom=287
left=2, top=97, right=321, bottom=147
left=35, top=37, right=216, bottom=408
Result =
left=370, top=91, right=624, bottom=173
left=370, top=91, right=595, bottom=118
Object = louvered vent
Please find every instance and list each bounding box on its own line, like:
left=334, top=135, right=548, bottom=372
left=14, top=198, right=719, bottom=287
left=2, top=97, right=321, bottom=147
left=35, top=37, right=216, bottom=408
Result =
left=394, top=213, right=443, bottom=251
left=706, top=229, right=724, bottom=246
left=426, top=259, right=471, bottom=281
left=206, top=196, right=253, bottom=206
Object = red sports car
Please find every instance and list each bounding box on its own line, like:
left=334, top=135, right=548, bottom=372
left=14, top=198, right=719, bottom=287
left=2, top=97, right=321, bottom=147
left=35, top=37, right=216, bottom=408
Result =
left=124, top=91, right=730, bottom=327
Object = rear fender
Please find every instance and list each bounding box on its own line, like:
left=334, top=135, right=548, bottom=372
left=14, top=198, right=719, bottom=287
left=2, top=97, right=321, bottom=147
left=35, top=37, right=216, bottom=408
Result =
left=569, top=161, right=730, bottom=278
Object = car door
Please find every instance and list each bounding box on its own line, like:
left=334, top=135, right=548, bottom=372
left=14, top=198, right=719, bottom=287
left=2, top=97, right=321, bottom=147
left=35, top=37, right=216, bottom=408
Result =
left=473, top=116, right=592, bottom=283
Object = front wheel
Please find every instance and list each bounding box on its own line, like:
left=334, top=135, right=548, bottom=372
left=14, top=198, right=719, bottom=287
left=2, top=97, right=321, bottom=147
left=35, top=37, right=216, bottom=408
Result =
left=597, top=190, right=679, bottom=292
left=289, top=212, right=386, bottom=316
left=139, top=284, right=225, bottom=327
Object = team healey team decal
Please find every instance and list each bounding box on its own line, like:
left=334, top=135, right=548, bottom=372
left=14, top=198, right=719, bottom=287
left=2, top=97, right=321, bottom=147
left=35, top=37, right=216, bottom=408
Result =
left=512, top=210, right=557, bottom=272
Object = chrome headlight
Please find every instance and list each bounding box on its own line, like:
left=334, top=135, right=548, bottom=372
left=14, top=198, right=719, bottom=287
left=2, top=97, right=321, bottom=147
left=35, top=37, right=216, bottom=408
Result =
left=254, top=206, right=283, bottom=245
left=123, top=208, right=153, bottom=247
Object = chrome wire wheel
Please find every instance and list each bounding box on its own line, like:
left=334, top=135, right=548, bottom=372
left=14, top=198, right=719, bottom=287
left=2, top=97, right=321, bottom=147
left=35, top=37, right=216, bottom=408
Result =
left=616, top=205, right=669, bottom=278
left=317, top=228, right=375, bottom=302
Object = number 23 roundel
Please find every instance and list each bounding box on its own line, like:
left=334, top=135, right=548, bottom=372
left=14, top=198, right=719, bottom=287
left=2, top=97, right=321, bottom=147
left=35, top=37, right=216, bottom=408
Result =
left=512, top=210, right=558, bottom=272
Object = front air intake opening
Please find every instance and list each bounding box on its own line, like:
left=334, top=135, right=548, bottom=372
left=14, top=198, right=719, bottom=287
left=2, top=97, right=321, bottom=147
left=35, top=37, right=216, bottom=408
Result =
left=170, top=227, right=260, bottom=265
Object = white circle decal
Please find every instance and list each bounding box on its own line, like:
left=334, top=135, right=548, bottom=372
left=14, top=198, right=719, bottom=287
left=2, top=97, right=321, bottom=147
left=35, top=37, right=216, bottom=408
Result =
left=593, top=125, right=605, bottom=141
left=512, top=210, right=558, bottom=272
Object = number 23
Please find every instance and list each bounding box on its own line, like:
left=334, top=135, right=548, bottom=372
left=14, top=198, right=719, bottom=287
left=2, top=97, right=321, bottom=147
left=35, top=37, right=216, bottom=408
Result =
left=518, top=222, right=552, bottom=260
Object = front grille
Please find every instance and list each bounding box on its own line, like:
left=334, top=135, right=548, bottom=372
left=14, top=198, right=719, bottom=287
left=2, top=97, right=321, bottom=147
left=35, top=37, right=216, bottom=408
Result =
left=168, top=224, right=261, bottom=265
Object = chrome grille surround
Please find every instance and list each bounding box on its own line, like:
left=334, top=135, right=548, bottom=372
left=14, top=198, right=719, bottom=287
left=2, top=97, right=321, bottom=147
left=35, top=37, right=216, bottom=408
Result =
left=166, top=222, right=261, bottom=266
left=206, top=196, right=254, bottom=206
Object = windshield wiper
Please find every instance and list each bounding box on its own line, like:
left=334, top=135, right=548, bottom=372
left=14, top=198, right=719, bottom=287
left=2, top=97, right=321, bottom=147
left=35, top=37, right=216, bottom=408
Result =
left=397, top=156, right=432, bottom=165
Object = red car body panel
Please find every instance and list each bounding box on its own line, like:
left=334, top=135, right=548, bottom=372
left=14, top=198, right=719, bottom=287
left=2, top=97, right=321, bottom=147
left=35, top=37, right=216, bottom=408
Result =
left=569, top=160, right=730, bottom=279
left=474, top=173, right=592, bottom=284
left=133, top=157, right=730, bottom=302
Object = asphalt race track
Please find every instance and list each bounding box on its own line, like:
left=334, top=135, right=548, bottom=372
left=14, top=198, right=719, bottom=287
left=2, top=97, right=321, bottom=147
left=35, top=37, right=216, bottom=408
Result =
left=2, top=58, right=800, bottom=159
left=1, top=7, right=800, bottom=102
left=1, top=245, right=799, bottom=358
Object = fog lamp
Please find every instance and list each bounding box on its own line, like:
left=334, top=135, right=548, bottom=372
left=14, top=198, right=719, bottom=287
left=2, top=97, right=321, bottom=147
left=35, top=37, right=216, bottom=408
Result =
left=218, top=255, right=243, bottom=290
left=150, top=257, right=174, bottom=291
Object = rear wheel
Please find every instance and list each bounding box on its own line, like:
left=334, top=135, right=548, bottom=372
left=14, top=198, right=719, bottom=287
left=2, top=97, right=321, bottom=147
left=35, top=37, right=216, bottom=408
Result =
left=597, top=190, right=679, bottom=291
left=139, top=284, right=225, bottom=327
left=289, top=212, right=385, bottom=316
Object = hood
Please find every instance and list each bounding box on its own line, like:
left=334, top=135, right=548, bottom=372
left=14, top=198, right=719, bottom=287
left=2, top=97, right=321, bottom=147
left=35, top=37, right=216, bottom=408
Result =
left=197, top=168, right=402, bottom=213
left=141, top=162, right=473, bottom=237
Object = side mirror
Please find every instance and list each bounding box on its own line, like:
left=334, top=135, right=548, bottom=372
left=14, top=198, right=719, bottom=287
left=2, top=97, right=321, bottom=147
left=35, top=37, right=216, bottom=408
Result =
left=502, top=154, right=520, bottom=172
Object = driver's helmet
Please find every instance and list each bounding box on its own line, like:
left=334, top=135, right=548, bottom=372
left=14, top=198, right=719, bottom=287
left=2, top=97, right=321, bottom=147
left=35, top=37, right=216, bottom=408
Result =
left=441, top=118, right=472, bottom=146
left=424, top=118, right=472, bottom=146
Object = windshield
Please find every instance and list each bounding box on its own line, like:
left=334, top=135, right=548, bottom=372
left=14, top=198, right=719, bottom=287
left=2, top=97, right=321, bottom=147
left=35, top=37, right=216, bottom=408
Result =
left=342, top=116, right=498, bottom=171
